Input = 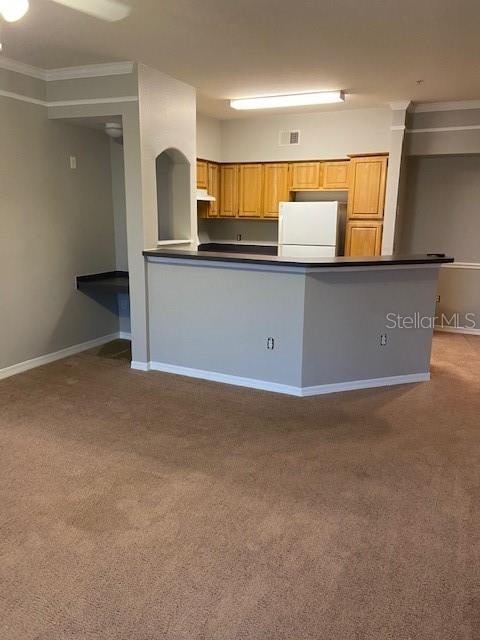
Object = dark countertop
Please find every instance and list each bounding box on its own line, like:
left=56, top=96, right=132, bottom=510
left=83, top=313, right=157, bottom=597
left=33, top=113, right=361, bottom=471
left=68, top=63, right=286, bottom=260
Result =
left=77, top=271, right=129, bottom=294
left=143, top=247, right=454, bottom=269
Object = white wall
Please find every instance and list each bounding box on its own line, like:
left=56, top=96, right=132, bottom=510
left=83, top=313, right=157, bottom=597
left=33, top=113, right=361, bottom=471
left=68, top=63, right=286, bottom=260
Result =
left=138, top=65, right=197, bottom=248
left=196, top=113, right=222, bottom=161
left=197, top=108, right=391, bottom=163
left=220, top=108, right=391, bottom=162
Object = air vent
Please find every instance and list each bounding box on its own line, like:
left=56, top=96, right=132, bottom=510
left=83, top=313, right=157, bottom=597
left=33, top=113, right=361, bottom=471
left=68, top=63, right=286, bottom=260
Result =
left=279, top=130, right=301, bottom=146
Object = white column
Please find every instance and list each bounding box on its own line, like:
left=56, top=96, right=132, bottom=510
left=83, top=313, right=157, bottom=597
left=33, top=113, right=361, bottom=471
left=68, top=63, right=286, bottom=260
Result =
left=382, top=102, right=410, bottom=254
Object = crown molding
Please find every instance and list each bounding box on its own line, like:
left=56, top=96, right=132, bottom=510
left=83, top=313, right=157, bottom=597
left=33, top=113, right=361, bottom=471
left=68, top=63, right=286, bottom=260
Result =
left=49, top=95, right=138, bottom=107
left=412, top=100, right=480, bottom=113
left=0, top=56, right=134, bottom=82
left=0, top=56, right=47, bottom=80
left=0, top=88, right=47, bottom=106
left=0, top=88, right=138, bottom=108
left=45, top=61, right=135, bottom=81
left=407, top=124, right=480, bottom=134
left=389, top=101, right=411, bottom=111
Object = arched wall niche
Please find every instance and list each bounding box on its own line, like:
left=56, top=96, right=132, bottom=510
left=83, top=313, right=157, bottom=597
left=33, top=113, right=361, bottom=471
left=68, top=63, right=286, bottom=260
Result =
left=156, top=148, right=191, bottom=242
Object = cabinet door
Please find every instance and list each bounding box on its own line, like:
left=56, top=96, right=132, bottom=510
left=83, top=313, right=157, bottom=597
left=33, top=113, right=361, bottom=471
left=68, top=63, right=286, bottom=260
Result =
left=322, top=161, right=350, bottom=190
left=220, top=164, right=238, bottom=217
left=348, top=156, right=387, bottom=219
left=345, top=221, right=383, bottom=257
left=289, top=162, right=322, bottom=190
left=238, top=164, right=263, bottom=217
left=263, top=163, right=290, bottom=218
left=196, top=160, right=208, bottom=189
left=207, top=162, right=220, bottom=217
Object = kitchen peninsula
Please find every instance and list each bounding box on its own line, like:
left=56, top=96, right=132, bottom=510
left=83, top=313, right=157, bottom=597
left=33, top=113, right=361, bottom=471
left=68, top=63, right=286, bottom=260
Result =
left=143, top=248, right=453, bottom=396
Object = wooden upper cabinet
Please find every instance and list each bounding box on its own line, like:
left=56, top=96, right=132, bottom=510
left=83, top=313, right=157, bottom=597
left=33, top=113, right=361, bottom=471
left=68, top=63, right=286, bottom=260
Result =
left=345, top=220, right=383, bottom=257
left=322, top=161, right=350, bottom=190
left=348, top=156, right=387, bottom=219
left=263, top=163, right=290, bottom=218
left=289, top=162, right=322, bottom=190
left=196, top=160, right=208, bottom=189
left=220, top=164, right=238, bottom=217
left=207, top=162, right=220, bottom=217
left=238, top=164, right=263, bottom=217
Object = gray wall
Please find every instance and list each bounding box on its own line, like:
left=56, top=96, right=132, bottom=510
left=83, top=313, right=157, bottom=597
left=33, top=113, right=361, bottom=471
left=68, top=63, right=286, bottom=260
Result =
left=398, top=155, right=480, bottom=262
left=147, top=261, right=305, bottom=386
left=436, top=267, right=480, bottom=330
left=0, top=95, right=119, bottom=370
left=302, top=268, right=438, bottom=386
left=110, top=139, right=128, bottom=271
left=147, top=260, right=440, bottom=390
left=397, top=154, right=480, bottom=331
left=406, top=108, right=480, bottom=156
left=0, top=67, right=46, bottom=101
left=110, top=140, right=131, bottom=336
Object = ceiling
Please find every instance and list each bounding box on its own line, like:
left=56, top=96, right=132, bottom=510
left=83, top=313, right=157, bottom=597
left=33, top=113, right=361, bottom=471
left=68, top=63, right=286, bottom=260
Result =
left=2, top=0, right=480, bottom=119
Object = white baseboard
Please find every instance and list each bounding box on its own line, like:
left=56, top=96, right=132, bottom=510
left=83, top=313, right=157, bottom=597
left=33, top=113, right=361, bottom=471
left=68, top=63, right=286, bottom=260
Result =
left=0, top=333, right=432, bottom=397
left=149, top=361, right=300, bottom=394
left=0, top=332, right=121, bottom=382
left=435, top=325, right=480, bottom=336
left=131, top=361, right=150, bottom=371
left=149, top=361, right=430, bottom=397
left=119, top=331, right=132, bottom=340
left=300, top=372, right=430, bottom=397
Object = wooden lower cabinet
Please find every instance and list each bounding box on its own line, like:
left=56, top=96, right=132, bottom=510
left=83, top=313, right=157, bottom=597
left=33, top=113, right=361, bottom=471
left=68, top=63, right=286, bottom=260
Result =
left=207, top=162, right=220, bottom=217
left=289, top=162, right=322, bottom=190
left=238, top=164, right=263, bottom=217
left=220, top=164, right=238, bottom=217
left=322, top=161, right=350, bottom=189
left=345, top=221, right=383, bottom=257
left=196, top=160, right=208, bottom=189
left=263, top=163, right=289, bottom=218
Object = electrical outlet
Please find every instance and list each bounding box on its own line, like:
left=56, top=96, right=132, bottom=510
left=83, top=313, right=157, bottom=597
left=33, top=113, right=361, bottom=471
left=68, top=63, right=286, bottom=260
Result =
left=266, top=337, right=275, bottom=350
left=236, top=234, right=242, bottom=241
left=69, top=155, right=77, bottom=170
left=380, top=334, right=388, bottom=346
left=436, top=295, right=441, bottom=303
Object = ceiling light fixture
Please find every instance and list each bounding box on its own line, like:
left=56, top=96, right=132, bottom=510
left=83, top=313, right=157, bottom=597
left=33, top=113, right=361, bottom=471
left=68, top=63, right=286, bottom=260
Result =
left=0, top=0, right=29, bottom=22
left=105, top=122, right=123, bottom=139
left=230, top=90, right=345, bottom=110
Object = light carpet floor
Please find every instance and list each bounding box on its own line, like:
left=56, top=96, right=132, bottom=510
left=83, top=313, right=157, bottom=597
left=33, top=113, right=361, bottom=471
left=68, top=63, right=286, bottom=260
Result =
left=0, top=333, right=479, bottom=640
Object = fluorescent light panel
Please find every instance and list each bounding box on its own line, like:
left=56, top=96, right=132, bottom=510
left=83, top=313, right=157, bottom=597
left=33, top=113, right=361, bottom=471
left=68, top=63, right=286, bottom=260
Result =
left=230, top=90, right=345, bottom=110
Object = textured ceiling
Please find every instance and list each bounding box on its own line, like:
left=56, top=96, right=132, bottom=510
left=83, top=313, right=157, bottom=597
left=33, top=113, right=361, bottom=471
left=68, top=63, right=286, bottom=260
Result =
left=2, top=0, right=480, bottom=118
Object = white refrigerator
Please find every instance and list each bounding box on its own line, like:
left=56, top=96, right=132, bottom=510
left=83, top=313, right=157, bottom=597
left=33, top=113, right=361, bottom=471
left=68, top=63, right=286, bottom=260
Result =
left=278, top=201, right=339, bottom=257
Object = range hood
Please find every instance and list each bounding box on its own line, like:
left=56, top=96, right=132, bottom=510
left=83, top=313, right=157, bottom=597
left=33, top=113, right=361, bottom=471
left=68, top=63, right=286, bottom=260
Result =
left=196, top=188, right=216, bottom=202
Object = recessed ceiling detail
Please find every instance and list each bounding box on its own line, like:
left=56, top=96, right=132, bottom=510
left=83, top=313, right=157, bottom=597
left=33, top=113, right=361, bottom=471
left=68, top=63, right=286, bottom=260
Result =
left=1, top=0, right=479, bottom=118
